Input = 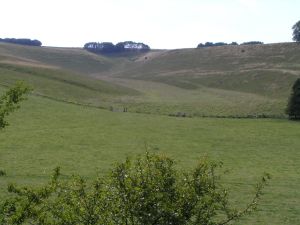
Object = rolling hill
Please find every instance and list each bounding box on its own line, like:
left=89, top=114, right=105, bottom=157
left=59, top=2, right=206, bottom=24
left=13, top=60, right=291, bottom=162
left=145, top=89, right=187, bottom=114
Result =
left=1, top=42, right=300, bottom=117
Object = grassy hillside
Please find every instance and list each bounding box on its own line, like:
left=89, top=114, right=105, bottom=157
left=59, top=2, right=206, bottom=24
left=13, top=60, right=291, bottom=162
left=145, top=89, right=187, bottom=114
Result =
left=101, top=43, right=300, bottom=117
left=0, top=63, right=139, bottom=109
left=116, top=43, right=300, bottom=96
left=0, top=42, right=115, bottom=74
left=0, top=92, right=299, bottom=225
left=1, top=42, right=299, bottom=117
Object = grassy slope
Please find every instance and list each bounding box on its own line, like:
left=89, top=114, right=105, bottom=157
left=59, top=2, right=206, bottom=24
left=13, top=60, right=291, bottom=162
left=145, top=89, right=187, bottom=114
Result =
left=117, top=43, right=300, bottom=96
left=0, top=94, right=299, bottom=225
left=0, top=42, right=115, bottom=74
left=1, top=42, right=300, bottom=117
left=99, top=43, right=300, bottom=117
left=100, top=76, right=285, bottom=117
left=0, top=43, right=140, bottom=108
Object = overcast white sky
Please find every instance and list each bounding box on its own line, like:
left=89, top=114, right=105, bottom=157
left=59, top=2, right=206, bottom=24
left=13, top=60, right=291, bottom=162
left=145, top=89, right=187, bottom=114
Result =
left=0, top=0, right=299, bottom=49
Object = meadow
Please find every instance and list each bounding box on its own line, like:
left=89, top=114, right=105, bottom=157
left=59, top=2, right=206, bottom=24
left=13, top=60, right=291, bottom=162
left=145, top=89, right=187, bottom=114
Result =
left=0, top=42, right=299, bottom=224
left=0, top=94, right=299, bottom=225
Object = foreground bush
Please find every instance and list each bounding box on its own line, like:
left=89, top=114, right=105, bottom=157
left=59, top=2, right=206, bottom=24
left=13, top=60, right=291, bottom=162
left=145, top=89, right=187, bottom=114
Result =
left=0, top=153, right=269, bottom=225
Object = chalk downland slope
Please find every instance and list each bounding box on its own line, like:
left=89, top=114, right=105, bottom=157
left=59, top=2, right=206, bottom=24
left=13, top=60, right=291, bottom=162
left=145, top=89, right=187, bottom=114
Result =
left=0, top=43, right=140, bottom=108
left=1, top=42, right=300, bottom=116
left=97, top=43, right=300, bottom=117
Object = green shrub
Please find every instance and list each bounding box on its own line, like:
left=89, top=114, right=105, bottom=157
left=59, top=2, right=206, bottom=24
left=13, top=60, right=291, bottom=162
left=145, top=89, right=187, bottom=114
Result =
left=0, top=152, right=270, bottom=225
left=0, top=82, right=31, bottom=129
left=0, top=170, right=6, bottom=176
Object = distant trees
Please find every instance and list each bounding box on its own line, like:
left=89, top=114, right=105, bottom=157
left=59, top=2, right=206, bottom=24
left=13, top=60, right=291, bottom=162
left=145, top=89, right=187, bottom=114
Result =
left=197, top=41, right=263, bottom=48
left=286, top=78, right=300, bottom=120
left=241, top=41, right=263, bottom=45
left=84, top=42, right=116, bottom=54
left=0, top=38, right=42, bottom=47
left=197, top=42, right=236, bottom=48
left=84, top=41, right=150, bottom=54
left=292, top=20, right=300, bottom=42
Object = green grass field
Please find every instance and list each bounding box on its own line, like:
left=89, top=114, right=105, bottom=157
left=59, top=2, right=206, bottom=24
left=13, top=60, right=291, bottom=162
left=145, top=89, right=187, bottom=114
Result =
left=0, top=94, right=299, bottom=225
left=0, top=42, right=300, bottom=224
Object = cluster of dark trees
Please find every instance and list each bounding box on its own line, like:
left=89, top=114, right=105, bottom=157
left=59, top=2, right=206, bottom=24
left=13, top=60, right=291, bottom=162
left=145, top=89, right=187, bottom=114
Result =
left=197, top=41, right=263, bottom=48
left=197, top=42, right=238, bottom=48
left=241, top=41, right=264, bottom=45
left=84, top=41, right=150, bottom=54
left=286, top=78, right=300, bottom=120
left=0, top=38, right=42, bottom=46
left=292, top=20, right=300, bottom=42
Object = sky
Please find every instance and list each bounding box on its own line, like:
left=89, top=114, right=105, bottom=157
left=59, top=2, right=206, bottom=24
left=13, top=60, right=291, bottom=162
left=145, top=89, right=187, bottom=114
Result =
left=0, top=0, right=299, bottom=49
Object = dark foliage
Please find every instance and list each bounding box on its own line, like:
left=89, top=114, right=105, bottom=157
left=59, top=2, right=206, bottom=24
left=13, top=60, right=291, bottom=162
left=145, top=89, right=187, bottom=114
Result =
left=286, top=78, right=300, bottom=120
left=84, top=42, right=115, bottom=53
left=241, top=41, right=263, bottom=45
left=84, top=41, right=150, bottom=54
left=0, top=38, right=42, bottom=46
left=197, top=42, right=238, bottom=48
left=292, top=20, right=300, bottom=42
left=0, top=170, right=6, bottom=176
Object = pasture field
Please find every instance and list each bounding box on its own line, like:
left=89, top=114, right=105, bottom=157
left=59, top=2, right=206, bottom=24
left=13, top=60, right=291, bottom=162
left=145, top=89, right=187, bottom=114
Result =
left=0, top=94, right=299, bottom=225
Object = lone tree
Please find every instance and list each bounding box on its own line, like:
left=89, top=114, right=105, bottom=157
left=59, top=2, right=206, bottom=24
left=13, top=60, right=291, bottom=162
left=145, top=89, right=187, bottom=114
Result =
left=286, top=78, right=300, bottom=120
left=292, top=20, right=300, bottom=42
